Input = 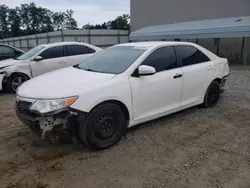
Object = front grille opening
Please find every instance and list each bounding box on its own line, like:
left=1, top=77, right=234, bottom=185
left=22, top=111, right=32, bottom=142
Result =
left=17, top=101, right=32, bottom=110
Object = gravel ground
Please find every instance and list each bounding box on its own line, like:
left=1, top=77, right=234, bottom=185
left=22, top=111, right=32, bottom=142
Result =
left=0, top=66, right=250, bottom=188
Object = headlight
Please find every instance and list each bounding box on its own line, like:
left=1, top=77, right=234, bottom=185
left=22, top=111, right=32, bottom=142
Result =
left=30, top=96, right=78, bottom=114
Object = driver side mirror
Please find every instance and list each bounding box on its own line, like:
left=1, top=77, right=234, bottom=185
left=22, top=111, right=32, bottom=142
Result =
left=14, top=50, right=22, bottom=55
left=138, top=65, right=156, bottom=76
left=33, top=56, right=42, bottom=61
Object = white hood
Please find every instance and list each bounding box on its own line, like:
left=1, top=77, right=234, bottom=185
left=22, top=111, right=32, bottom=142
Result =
left=17, top=66, right=116, bottom=98
left=0, top=58, right=22, bottom=69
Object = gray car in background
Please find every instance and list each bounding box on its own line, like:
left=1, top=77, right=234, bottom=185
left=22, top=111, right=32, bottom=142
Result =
left=0, top=44, right=24, bottom=61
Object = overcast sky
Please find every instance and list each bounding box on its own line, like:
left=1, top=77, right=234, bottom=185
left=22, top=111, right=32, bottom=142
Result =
left=2, top=0, right=130, bottom=27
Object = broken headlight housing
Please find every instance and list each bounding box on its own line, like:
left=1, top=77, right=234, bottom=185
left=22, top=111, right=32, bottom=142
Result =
left=30, top=96, right=78, bottom=114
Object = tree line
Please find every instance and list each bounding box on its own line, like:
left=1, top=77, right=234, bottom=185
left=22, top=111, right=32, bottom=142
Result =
left=0, top=3, right=130, bottom=39
left=82, top=14, right=130, bottom=30
left=0, top=3, right=77, bottom=39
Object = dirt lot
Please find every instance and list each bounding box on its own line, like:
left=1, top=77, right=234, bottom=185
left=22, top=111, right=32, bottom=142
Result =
left=0, top=66, right=250, bottom=188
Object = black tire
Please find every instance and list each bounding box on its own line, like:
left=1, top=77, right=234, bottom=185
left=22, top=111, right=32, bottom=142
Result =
left=203, top=81, right=221, bottom=108
left=5, top=74, right=28, bottom=93
left=78, top=103, right=127, bottom=150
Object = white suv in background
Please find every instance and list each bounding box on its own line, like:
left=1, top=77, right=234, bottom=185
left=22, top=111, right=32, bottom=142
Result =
left=0, top=42, right=102, bottom=92
left=16, top=42, right=230, bottom=150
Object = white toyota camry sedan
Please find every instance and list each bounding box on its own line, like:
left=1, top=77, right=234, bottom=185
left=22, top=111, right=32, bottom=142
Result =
left=15, top=41, right=230, bottom=150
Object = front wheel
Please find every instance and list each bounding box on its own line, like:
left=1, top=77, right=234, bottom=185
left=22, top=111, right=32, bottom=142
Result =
left=203, top=81, right=221, bottom=108
left=5, top=74, right=28, bottom=93
left=78, top=103, right=127, bottom=150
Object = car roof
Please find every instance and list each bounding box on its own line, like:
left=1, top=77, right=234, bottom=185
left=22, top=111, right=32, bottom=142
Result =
left=38, top=42, right=92, bottom=48
left=116, top=41, right=218, bottom=60
left=117, top=41, right=198, bottom=48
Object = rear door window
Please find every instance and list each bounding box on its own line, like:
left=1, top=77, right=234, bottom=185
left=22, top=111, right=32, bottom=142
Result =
left=175, top=46, right=210, bottom=67
left=64, top=45, right=95, bottom=56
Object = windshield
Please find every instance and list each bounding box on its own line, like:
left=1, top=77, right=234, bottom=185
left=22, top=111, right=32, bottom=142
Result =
left=16, top=46, right=44, bottom=60
left=78, top=46, right=146, bottom=74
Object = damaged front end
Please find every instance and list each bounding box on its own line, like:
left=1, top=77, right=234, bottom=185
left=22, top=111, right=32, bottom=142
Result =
left=15, top=96, right=85, bottom=141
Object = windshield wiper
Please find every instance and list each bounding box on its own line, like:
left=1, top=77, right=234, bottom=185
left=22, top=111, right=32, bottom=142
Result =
left=73, top=65, right=102, bottom=73
left=84, top=68, right=98, bottom=72
left=83, top=68, right=104, bottom=73
left=73, top=64, right=80, bottom=69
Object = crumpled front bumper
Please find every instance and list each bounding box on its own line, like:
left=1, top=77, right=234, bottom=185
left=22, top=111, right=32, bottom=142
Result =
left=15, top=106, right=80, bottom=139
left=16, top=107, right=42, bottom=136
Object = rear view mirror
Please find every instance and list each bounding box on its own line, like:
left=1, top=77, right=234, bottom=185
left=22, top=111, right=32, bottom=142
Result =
left=34, top=56, right=42, bottom=61
left=138, top=65, right=156, bottom=76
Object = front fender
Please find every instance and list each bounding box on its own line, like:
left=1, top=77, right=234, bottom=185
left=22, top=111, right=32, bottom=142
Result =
left=0, top=74, right=5, bottom=91
left=71, top=95, right=133, bottom=118
left=2, top=63, right=32, bottom=79
left=70, top=82, right=133, bottom=121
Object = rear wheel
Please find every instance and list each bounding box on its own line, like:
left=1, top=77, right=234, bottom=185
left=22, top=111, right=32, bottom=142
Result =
left=78, top=103, right=126, bottom=150
left=203, top=81, right=220, bottom=108
left=5, top=74, right=28, bottom=93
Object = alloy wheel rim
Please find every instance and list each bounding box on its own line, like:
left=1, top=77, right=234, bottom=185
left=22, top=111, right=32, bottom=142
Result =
left=12, top=77, right=23, bottom=91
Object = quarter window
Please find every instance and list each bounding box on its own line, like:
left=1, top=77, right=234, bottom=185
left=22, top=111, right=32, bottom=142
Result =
left=141, top=46, right=177, bottom=72
left=175, top=46, right=210, bottom=66
left=40, top=46, right=64, bottom=60
left=64, top=45, right=95, bottom=56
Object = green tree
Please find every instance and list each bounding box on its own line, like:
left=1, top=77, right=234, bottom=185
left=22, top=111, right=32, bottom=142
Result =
left=0, top=5, right=9, bottom=38
left=52, top=12, right=66, bottom=31
left=111, top=14, right=130, bottom=30
left=82, top=14, right=130, bottom=31
left=19, top=4, right=31, bottom=34
left=38, top=7, right=53, bottom=33
left=8, top=7, right=21, bottom=37
left=65, top=9, right=77, bottom=30
left=29, top=3, right=40, bottom=33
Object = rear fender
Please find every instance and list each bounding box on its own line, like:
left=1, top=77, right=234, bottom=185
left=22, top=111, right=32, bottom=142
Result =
left=217, top=58, right=230, bottom=78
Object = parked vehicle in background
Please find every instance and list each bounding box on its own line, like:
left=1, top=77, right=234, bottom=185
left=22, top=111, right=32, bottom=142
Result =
left=0, top=44, right=24, bottom=61
left=15, top=41, right=230, bottom=150
left=0, top=42, right=102, bottom=93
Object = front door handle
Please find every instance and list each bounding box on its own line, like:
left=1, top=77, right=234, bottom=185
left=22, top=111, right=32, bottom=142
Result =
left=173, top=73, right=183, bottom=79
left=59, top=62, right=66, bottom=64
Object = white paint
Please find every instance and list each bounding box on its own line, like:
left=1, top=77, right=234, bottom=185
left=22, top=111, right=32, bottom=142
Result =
left=130, top=67, right=183, bottom=121
left=0, top=59, right=21, bottom=68
left=17, top=41, right=230, bottom=128
left=17, top=66, right=116, bottom=98
left=138, top=65, right=156, bottom=75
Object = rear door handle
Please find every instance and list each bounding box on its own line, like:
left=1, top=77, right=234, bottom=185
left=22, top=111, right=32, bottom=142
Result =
left=173, top=73, right=183, bottom=79
left=59, top=62, right=66, bottom=64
